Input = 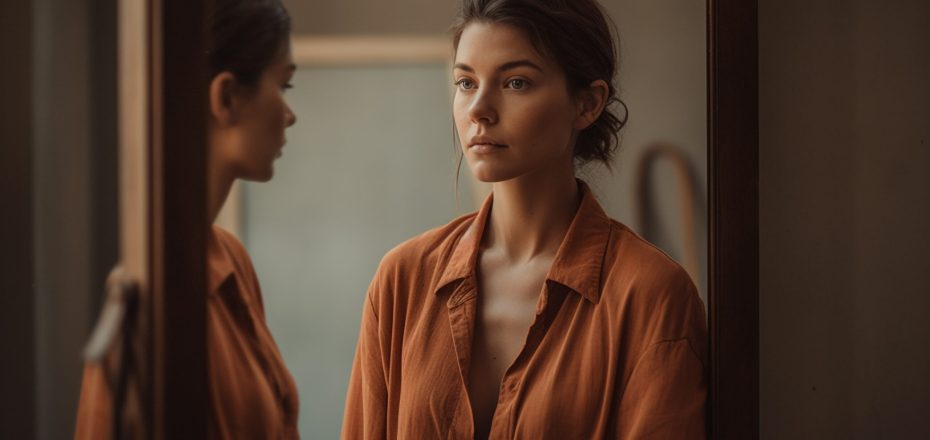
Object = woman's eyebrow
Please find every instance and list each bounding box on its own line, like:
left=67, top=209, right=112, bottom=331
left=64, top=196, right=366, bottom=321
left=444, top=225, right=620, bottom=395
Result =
left=497, top=60, right=543, bottom=73
left=453, top=59, right=544, bottom=73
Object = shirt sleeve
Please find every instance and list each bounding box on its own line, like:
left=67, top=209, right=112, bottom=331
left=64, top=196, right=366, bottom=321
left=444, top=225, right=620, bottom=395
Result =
left=614, top=266, right=708, bottom=440
left=615, top=338, right=707, bottom=439
left=74, top=363, right=112, bottom=440
left=341, top=278, right=389, bottom=440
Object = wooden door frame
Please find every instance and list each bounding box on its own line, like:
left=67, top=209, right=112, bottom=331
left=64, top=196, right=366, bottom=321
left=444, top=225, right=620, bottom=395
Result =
left=152, top=0, right=212, bottom=437
left=118, top=0, right=211, bottom=437
left=707, top=0, right=759, bottom=438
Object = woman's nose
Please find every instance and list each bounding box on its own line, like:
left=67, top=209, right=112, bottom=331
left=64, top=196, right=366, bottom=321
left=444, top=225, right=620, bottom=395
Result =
left=285, top=104, right=297, bottom=127
left=468, top=89, right=498, bottom=125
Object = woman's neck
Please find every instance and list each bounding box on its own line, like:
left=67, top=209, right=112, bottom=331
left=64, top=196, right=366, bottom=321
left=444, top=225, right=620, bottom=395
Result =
left=484, top=169, right=580, bottom=263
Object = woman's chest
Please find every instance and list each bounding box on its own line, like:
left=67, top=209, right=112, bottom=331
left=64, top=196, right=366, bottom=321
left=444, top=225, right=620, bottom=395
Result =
left=396, top=284, right=627, bottom=438
left=206, top=281, right=299, bottom=438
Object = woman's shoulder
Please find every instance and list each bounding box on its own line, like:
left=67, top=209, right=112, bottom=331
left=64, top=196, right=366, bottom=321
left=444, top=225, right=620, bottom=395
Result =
left=212, top=225, right=248, bottom=257
left=377, top=211, right=478, bottom=276
left=363, top=212, right=478, bottom=313
left=210, top=225, right=257, bottom=276
left=607, top=221, right=691, bottom=279
left=601, top=220, right=699, bottom=307
left=602, top=220, right=706, bottom=346
left=209, top=225, right=269, bottom=306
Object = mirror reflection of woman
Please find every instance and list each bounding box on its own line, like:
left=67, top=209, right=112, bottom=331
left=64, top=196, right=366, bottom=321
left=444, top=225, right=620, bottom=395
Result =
left=74, top=0, right=300, bottom=438
left=342, top=0, right=707, bottom=438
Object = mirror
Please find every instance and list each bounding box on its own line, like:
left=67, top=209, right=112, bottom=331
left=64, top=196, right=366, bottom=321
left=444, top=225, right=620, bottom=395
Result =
left=214, top=0, right=709, bottom=435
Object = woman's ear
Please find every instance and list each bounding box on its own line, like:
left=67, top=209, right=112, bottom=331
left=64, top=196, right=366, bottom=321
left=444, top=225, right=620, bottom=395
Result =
left=209, top=72, right=238, bottom=126
left=573, top=79, right=609, bottom=130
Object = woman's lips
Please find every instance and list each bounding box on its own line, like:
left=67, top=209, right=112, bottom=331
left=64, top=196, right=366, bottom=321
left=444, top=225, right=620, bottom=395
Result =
left=469, top=143, right=507, bottom=154
left=468, top=135, right=507, bottom=153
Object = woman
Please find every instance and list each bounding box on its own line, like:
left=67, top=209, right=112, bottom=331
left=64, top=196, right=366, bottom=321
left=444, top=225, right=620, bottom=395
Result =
left=74, top=0, right=300, bottom=438
left=342, top=0, right=707, bottom=438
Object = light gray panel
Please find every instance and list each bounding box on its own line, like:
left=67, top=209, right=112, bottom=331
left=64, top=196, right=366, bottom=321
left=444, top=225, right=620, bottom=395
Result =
left=32, top=0, right=96, bottom=438
left=242, top=65, right=469, bottom=437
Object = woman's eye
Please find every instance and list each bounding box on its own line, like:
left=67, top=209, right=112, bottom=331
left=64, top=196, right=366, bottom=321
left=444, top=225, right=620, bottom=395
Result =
left=455, top=79, right=476, bottom=90
left=282, top=83, right=294, bottom=92
left=507, top=79, right=528, bottom=90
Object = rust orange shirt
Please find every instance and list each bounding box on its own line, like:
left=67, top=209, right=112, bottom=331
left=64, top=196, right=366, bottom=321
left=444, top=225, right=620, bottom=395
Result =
left=74, top=226, right=300, bottom=439
left=342, top=182, right=707, bottom=439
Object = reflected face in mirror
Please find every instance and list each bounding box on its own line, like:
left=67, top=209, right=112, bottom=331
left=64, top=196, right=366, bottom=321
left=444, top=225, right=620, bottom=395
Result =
left=453, top=22, right=581, bottom=183
left=209, top=46, right=297, bottom=183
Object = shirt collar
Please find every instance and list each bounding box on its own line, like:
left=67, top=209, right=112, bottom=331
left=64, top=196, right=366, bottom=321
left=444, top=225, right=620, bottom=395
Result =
left=435, top=180, right=613, bottom=303
left=207, top=226, right=237, bottom=295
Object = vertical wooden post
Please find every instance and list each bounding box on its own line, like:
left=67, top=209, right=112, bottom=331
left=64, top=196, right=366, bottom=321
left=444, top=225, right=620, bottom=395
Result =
left=151, top=0, right=211, bottom=437
left=117, top=0, right=153, bottom=434
left=0, top=0, right=36, bottom=437
left=707, top=0, right=760, bottom=438
left=118, top=0, right=210, bottom=436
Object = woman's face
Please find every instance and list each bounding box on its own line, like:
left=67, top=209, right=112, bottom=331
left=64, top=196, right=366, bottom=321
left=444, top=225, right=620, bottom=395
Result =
left=216, top=46, right=297, bottom=182
left=453, top=22, right=580, bottom=183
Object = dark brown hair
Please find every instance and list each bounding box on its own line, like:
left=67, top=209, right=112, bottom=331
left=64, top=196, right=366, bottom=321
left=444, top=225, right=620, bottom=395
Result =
left=452, top=0, right=628, bottom=168
left=209, top=0, right=291, bottom=87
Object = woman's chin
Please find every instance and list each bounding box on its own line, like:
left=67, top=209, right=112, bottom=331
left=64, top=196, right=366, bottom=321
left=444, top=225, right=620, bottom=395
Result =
left=240, top=166, right=275, bottom=183
left=467, top=163, right=519, bottom=183
left=256, top=169, right=275, bottom=182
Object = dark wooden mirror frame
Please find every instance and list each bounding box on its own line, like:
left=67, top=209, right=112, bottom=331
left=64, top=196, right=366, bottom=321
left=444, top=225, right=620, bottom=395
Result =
left=150, top=0, right=760, bottom=437
left=707, top=0, right=759, bottom=438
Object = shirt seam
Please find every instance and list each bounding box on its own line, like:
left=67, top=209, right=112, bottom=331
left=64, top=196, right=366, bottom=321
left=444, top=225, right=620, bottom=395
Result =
left=618, top=337, right=704, bottom=399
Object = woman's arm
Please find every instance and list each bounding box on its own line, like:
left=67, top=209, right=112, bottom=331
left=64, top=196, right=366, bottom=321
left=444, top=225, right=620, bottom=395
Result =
left=614, top=269, right=708, bottom=439
left=341, top=281, right=390, bottom=440
left=73, top=363, right=111, bottom=440
left=615, top=337, right=707, bottom=439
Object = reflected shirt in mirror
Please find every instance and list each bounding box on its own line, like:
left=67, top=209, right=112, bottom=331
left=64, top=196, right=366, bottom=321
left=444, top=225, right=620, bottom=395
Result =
left=342, top=181, right=707, bottom=439
left=74, top=226, right=300, bottom=439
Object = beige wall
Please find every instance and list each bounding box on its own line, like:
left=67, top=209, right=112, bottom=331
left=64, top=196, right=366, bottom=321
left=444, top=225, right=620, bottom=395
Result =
left=759, top=0, right=930, bottom=437
left=283, top=0, right=456, bottom=35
